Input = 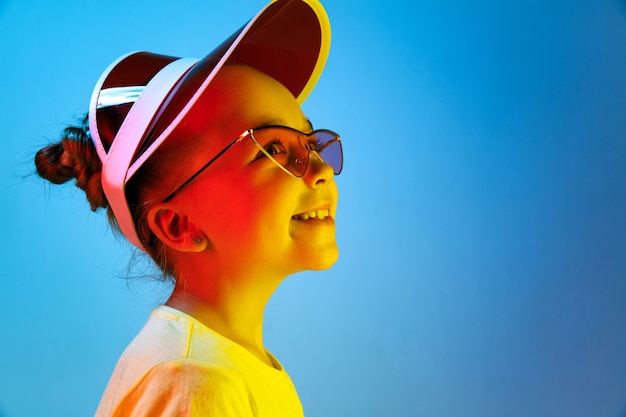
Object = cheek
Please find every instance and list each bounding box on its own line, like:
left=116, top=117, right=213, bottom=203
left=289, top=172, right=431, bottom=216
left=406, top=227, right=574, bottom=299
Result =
left=190, top=171, right=296, bottom=249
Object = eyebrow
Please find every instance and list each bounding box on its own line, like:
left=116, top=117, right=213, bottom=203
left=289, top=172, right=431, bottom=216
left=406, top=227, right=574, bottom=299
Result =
left=259, top=118, right=314, bottom=132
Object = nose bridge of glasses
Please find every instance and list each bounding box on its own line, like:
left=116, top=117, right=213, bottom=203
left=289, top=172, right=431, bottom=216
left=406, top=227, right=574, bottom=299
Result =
left=278, top=131, right=306, bottom=176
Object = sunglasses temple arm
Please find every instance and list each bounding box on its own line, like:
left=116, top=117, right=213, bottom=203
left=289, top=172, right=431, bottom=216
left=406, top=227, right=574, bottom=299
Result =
left=162, top=136, right=243, bottom=202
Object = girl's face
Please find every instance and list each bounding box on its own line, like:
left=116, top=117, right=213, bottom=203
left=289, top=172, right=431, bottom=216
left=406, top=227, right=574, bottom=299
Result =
left=174, top=66, right=339, bottom=278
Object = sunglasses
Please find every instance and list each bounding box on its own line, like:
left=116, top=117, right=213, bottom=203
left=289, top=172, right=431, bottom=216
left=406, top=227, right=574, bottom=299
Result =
left=163, top=125, right=343, bottom=202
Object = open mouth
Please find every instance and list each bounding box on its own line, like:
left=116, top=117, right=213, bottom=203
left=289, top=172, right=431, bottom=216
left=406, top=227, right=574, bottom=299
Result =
left=291, top=209, right=331, bottom=221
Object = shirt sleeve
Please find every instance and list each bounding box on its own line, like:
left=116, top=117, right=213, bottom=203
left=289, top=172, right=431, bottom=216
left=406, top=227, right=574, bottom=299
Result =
left=108, top=360, right=256, bottom=417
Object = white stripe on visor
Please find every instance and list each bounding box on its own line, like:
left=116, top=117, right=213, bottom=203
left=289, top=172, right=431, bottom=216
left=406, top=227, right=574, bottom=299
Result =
left=97, top=86, right=146, bottom=108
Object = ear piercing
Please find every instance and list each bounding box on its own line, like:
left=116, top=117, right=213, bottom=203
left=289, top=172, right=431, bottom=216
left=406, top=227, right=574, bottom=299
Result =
left=192, top=237, right=203, bottom=246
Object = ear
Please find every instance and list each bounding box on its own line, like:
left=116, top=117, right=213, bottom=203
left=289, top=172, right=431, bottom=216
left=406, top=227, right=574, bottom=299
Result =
left=147, top=205, right=208, bottom=252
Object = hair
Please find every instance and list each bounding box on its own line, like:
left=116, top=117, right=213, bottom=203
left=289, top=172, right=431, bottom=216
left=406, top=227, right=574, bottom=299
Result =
left=34, top=115, right=108, bottom=211
left=33, top=114, right=197, bottom=281
left=34, top=66, right=239, bottom=282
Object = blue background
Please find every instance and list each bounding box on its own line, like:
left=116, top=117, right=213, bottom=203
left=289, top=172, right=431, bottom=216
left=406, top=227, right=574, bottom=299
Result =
left=1, top=0, right=625, bottom=416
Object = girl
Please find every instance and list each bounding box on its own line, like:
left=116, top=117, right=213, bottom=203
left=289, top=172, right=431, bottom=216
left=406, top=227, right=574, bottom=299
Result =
left=34, top=0, right=342, bottom=415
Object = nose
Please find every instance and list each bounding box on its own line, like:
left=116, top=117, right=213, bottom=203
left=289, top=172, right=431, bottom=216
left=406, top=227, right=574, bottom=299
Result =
left=303, top=151, right=335, bottom=188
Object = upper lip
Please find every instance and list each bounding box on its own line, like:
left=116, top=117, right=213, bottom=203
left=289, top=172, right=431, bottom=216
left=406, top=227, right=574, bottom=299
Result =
left=292, top=204, right=332, bottom=220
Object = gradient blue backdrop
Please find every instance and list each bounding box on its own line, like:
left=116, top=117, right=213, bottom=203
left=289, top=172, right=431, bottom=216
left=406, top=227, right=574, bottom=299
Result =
left=1, top=1, right=625, bottom=416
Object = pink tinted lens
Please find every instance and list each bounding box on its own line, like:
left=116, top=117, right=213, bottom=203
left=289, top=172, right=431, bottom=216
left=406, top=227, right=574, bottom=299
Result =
left=312, top=130, right=343, bottom=175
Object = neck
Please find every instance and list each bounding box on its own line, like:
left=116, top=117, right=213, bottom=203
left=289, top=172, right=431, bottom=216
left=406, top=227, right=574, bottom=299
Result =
left=166, top=268, right=284, bottom=367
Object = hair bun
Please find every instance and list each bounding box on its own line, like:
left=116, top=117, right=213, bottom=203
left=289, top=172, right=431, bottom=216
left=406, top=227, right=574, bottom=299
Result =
left=35, top=117, right=109, bottom=211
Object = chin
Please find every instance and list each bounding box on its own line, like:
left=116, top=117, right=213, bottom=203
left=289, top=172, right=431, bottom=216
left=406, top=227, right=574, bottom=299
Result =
left=306, top=246, right=339, bottom=271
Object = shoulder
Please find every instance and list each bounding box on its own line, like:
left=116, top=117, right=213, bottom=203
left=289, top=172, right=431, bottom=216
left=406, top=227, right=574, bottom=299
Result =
left=98, top=360, right=254, bottom=417
left=142, top=359, right=249, bottom=394
left=96, top=307, right=256, bottom=417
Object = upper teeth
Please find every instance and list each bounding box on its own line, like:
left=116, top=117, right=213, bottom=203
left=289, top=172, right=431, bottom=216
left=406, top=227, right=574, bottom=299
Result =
left=293, top=209, right=330, bottom=220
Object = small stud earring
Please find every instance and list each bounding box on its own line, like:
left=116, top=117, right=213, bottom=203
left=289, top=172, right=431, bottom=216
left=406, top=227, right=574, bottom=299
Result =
left=192, top=237, right=202, bottom=246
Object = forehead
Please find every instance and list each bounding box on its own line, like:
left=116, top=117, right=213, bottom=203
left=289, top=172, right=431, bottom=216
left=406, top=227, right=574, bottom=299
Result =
left=182, top=65, right=310, bottom=147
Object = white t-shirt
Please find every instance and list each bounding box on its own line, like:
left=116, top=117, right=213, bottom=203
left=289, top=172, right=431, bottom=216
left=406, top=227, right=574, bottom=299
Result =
left=95, top=305, right=304, bottom=416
